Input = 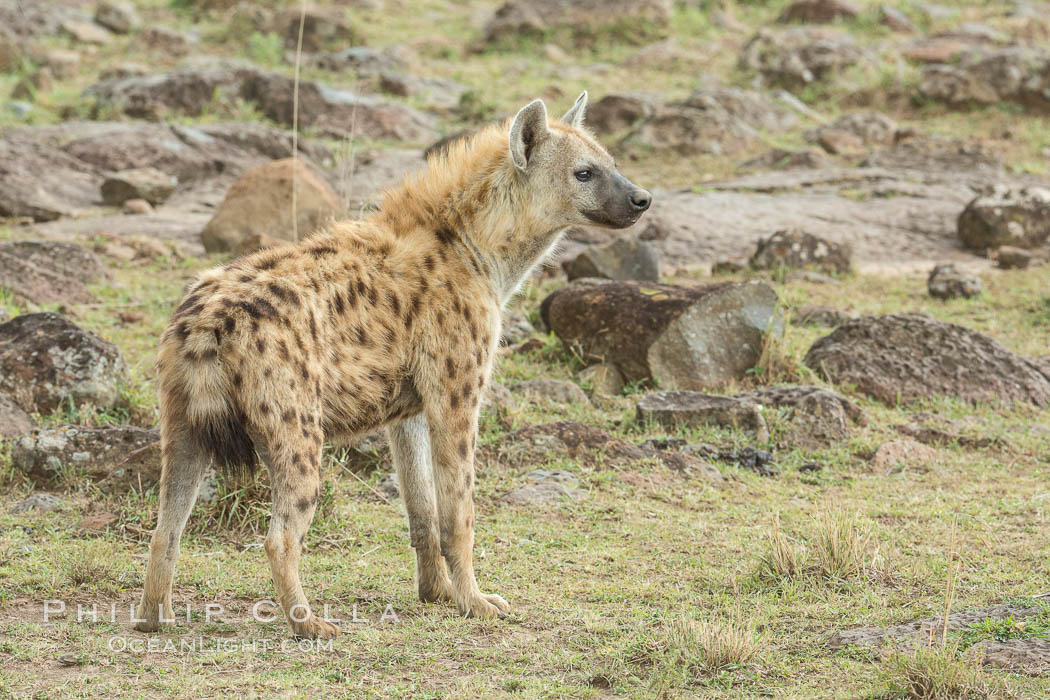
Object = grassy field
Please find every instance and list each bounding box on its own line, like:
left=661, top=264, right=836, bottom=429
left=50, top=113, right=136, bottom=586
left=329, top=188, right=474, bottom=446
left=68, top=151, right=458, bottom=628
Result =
left=2, top=0, right=1050, bottom=697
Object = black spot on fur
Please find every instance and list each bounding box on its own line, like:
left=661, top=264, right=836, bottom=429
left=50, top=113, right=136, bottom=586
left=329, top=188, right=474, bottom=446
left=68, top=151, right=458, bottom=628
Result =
left=213, top=328, right=222, bottom=345
left=334, top=292, right=345, bottom=315
left=458, top=440, right=468, bottom=459
left=256, top=256, right=279, bottom=270
left=268, top=282, right=300, bottom=307
left=435, top=227, right=455, bottom=246
left=175, top=294, right=200, bottom=316
left=388, top=291, right=400, bottom=316
left=309, top=246, right=337, bottom=258
left=423, top=255, right=435, bottom=272
left=223, top=315, right=236, bottom=333
left=296, top=498, right=311, bottom=513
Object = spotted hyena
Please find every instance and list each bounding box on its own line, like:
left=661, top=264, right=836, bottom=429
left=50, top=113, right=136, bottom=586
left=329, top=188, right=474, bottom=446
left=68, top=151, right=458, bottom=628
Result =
left=134, top=93, right=652, bottom=639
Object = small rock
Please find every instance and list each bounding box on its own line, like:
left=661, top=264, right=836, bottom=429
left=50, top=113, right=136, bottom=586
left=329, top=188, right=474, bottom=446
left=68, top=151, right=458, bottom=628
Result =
left=101, top=167, right=177, bottom=206
left=638, top=391, right=767, bottom=435
left=140, top=26, right=198, bottom=55
left=61, top=20, right=112, bottom=45
left=872, top=438, right=937, bottom=473
left=121, top=198, right=154, bottom=215
left=750, top=229, right=852, bottom=274
left=927, top=263, right=982, bottom=299
left=95, top=0, right=141, bottom=34
left=566, top=238, right=661, bottom=282
left=510, top=379, right=590, bottom=406
left=276, top=7, right=360, bottom=52
left=958, top=186, right=1050, bottom=251
left=777, top=0, right=860, bottom=23
left=45, top=49, right=80, bottom=79
left=994, top=246, right=1033, bottom=270
left=10, top=492, right=62, bottom=514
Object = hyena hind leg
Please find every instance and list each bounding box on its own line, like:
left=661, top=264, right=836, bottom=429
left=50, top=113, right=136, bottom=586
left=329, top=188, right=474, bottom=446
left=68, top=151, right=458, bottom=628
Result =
left=134, top=428, right=210, bottom=633
left=257, top=437, right=339, bottom=640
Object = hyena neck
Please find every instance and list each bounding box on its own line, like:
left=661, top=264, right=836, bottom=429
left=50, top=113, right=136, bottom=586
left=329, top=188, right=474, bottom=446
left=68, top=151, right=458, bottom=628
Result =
left=379, top=131, right=565, bottom=305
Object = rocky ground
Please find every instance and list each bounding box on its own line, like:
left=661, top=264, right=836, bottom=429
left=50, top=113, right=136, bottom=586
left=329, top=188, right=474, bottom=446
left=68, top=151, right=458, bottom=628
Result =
left=0, top=0, right=1049, bottom=697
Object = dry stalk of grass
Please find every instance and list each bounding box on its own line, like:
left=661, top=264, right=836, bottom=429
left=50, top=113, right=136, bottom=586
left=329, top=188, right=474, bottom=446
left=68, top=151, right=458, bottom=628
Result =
left=290, top=0, right=307, bottom=243
left=667, top=611, right=762, bottom=677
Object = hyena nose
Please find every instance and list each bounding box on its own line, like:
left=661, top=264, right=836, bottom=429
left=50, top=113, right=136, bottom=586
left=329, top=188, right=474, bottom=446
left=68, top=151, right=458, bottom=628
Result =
left=629, top=189, right=652, bottom=212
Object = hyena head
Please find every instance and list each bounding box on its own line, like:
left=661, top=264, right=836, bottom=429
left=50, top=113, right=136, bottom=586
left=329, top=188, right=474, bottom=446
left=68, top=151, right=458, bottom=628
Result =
left=508, top=91, right=652, bottom=231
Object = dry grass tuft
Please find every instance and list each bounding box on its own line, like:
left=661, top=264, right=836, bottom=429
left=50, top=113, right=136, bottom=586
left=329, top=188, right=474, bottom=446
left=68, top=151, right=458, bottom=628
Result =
left=880, top=641, right=992, bottom=700
left=756, top=509, right=879, bottom=583
left=813, top=508, right=873, bottom=580
left=667, top=612, right=762, bottom=677
left=757, top=514, right=804, bottom=582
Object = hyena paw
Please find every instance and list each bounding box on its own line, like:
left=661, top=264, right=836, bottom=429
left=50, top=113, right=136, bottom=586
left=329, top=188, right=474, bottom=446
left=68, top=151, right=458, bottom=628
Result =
left=419, top=575, right=456, bottom=604
left=461, top=592, right=510, bottom=620
left=132, top=603, right=171, bottom=633
left=291, top=616, right=340, bottom=640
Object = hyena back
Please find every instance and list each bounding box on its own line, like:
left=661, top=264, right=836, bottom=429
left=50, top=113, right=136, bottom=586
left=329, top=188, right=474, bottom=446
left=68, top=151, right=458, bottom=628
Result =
left=135, top=92, right=651, bottom=639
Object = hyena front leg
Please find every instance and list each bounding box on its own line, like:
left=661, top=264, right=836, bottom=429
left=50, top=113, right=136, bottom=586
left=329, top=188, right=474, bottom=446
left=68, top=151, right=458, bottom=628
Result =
left=135, top=425, right=210, bottom=632
left=257, top=433, right=338, bottom=640
left=388, top=413, right=455, bottom=603
left=427, top=403, right=509, bottom=619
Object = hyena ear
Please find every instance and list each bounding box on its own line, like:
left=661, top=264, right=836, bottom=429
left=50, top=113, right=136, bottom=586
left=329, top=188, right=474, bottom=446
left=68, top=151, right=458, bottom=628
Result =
left=509, top=99, right=550, bottom=171
left=561, top=91, right=588, bottom=129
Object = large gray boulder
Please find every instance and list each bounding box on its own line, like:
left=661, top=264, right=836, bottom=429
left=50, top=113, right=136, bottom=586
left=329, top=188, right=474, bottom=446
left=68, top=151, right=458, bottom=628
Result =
left=541, top=280, right=780, bottom=391
left=0, top=313, right=129, bottom=414
left=804, top=313, right=1050, bottom=406
left=957, top=186, right=1050, bottom=251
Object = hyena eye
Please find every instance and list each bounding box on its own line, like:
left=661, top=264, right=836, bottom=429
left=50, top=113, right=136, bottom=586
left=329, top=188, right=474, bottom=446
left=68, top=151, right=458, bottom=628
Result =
left=574, top=170, right=592, bottom=182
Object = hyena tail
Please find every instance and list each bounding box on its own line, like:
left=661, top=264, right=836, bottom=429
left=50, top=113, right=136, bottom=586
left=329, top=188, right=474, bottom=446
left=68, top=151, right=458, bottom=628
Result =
left=159, top=326, right=258, bottom=479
